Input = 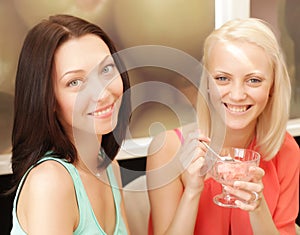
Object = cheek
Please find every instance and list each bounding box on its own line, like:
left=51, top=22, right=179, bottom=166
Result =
left=56, top=94, right=77, bottom=125
left=254, top=90, right=270, bottom=109
left=57, top=101, right=72, bottom=122
left=208, top=85, right=225, bottom=111
left=110, top=76, right=124, bottom=98
left=208, top=79, right=225, bottom=100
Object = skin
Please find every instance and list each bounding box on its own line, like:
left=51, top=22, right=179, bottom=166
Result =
left=147, top=41, right=279, bottom=234
left=208, top=41, right=278, bottom=234
left=16, top=34, right=130, bottom=235
left=208, top=41, right=273, bottom=138
left=147, top=126, right=210, bottom=235
left=54, top=34, right=123, bottom=137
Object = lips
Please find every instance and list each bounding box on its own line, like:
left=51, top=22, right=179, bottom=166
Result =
left=224, top=103, right=251, bottom=113
left=88, top=104, right=114, bottom=117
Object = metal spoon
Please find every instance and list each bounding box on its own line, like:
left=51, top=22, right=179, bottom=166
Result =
left=200, top=141, right=235, bottom=162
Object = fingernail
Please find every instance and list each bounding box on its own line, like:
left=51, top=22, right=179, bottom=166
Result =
left=249, top=166, right=257, bottom=171
left=235, top=200, right=242, bottom=206
left=223, top=186, right=229, bottom=191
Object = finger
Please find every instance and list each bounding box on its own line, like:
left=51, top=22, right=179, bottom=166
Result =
left=179, top=140, right=201, bottom=168
left=183, top=132, right=210, bottom=158
left=251, top=191, right=260, bottom=202
left=182, top=131, right=211, bottom=158
left=234, top=199, right=259, bottom=211
left=188, top=156, right=205, bottom=174
left=178, top=130, right=210, bottom=170
left=225, top=183, right=263, bottom=204
left=187, top=130, right=210, bottom=143
left=180, top=136, right=207, bottom=157
left=181, top=144, right=206, bottom=169
left=191, top=147, right=208, bottom=164
left=249, top=166, right=265, bottom=182
left=233, top=181, right=264, bottom=193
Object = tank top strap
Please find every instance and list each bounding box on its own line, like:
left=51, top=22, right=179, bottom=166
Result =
left=106, top=165, right=128, bottom=234
left=174, top=128, right=184, bottom=144
left=13, top=154, right=71, bottom=205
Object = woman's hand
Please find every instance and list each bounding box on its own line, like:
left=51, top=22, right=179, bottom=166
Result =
left=179, top=130, right=210, bottom=195
left=224, top=166, right=265, bottom=211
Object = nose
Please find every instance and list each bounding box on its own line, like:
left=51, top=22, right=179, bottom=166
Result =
left=229, top=82, right=247, bottom=100
left=91, top=84, right=110, bottom=102
left=85, top=74, right=111, bottom=102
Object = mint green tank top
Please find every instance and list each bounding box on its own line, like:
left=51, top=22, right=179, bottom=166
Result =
left=11, top=156, right=128, bottom=235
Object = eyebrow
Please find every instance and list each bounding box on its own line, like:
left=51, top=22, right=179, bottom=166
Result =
left=213, top=70, right=231, bottom=76
left=59, top=54, right=112, bottom=80
left=246, top=72, right=266, bottom=77
left=213, top=70, right=266, bottom=77
left=60, top=69, right=84, bottom=81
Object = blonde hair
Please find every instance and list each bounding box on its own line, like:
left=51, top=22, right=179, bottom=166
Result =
left=199, top=18, right=291, bottom=160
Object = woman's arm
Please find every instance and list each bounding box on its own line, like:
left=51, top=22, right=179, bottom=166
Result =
left=146, top=129, right=208, bottom=235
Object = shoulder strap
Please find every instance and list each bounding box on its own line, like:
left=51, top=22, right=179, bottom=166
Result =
left=174, top=128, right=184, bottom=144
left=13, top=156, right=74, bottom=208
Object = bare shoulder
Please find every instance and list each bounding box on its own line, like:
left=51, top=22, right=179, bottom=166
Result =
left=146, top=129, right=182, bottom=171
left=19, top=160, right=76, bottom=214
left=18, top=159, right=78, bottom=233
left=25, top=160, right=74, bottom=194
left=147, top=123, right=197, bottom=168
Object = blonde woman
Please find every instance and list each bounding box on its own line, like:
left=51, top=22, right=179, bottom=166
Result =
left=147, top=18, right=300, bottom=235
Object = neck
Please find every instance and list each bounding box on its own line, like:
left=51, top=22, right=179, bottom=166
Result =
left=72, top=129, right=103, bottom=174
left=224, top=126, right=255, bottom=149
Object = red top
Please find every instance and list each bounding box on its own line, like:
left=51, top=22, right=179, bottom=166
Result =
left=148, top=132, right=300, bottom=235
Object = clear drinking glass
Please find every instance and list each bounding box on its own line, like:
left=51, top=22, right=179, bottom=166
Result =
left=210, top=147, right=260, bottom=208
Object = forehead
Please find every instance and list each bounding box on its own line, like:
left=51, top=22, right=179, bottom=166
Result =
left=209, top=40, right=272, bottom=73
left=54, top=34, right=111, bottom=77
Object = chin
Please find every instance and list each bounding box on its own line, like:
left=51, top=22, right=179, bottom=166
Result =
left=226, top=122, right=249, bottom=130
left=96, top=124, right=117, bottom=135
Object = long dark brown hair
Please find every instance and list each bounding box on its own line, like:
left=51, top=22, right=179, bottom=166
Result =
left=10, top=14, right=131, bottom=192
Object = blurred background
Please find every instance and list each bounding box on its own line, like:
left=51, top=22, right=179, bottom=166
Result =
left=0, top=0, right=300, bottom=155
left=0, top=0, right=215, bottom=154
left=1, top=0, right=300, bottom=154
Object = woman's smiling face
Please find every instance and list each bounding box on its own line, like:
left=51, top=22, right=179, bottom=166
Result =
left=53, top=34, right=123, bottom=137
left=207, top=40, right=274, bottom=131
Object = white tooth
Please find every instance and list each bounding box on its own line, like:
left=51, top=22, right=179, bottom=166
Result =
left=93, top=106, right=112, bottom=116
left=228, top=105, right=246, bottom=112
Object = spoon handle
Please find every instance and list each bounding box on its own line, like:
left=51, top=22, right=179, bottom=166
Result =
left=200, top=141, right=222, bottom=160
left=200, top=141, right=234, bottom=161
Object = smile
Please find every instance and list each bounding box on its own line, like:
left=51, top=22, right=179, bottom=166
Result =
left=224, top=103, right=251, bottom=113
left=88, top=104, right=114, bottom=117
